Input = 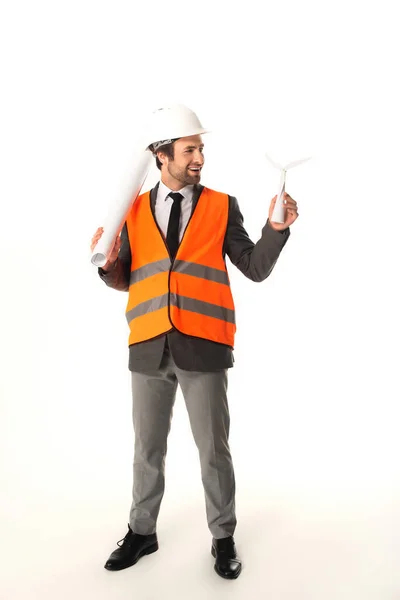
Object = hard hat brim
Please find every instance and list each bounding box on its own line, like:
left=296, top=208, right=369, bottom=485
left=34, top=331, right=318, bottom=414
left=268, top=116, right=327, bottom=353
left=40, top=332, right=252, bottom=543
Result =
left=147, top=128, right=210, bottom=152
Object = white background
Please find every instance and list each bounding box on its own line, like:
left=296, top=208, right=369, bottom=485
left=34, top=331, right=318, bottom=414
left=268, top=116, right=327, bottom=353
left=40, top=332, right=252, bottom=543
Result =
left=1, top=0, right=399, bottom=598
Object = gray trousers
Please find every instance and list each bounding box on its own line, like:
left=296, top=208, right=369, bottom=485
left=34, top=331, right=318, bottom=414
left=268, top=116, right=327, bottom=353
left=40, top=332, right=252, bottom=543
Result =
left=129, top=343, right=237, bottom=539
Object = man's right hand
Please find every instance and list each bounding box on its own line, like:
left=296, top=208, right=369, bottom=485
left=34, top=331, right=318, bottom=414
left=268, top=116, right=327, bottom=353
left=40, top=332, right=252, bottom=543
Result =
left=90, top=227, right=122, bottom=271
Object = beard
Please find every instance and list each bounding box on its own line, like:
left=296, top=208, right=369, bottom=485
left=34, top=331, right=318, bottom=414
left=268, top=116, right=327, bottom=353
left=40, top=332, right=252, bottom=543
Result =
left=167, top=163, right=201, bottom=186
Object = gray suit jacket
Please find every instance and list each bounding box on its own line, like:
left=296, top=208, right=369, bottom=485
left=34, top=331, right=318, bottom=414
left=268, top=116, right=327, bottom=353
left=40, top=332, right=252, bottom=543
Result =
left=99, top=183, right=290, bottom=372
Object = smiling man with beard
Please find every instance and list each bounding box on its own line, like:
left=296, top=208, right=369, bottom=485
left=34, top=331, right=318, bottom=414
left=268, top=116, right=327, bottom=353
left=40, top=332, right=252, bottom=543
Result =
left=90, top=104, right=299, bottom=580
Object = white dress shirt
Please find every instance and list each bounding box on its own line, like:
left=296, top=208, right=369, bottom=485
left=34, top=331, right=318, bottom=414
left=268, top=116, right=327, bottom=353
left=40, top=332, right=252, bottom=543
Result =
left=155, top=181, right=194, bottom=242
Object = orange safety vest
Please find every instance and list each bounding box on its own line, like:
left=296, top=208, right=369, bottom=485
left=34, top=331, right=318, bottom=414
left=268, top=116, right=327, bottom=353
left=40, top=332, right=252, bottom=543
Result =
left=125, top=186, right=236, bottom=347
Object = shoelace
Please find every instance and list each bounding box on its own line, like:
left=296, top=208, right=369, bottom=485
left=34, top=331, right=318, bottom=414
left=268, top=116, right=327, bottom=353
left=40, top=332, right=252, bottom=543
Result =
left=117, top=528, right=132, bottom=547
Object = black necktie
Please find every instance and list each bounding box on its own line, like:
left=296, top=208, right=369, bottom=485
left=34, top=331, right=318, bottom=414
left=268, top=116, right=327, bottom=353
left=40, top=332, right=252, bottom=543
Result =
left=166, top=192, right=184, bottom=258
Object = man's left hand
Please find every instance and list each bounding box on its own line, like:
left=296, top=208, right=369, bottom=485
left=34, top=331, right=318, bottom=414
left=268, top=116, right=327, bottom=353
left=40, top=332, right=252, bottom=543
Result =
left=268, top=192, right=299, bottom=231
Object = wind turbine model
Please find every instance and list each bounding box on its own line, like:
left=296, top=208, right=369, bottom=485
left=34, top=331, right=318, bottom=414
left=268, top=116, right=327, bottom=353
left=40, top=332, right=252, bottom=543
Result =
left=265, top=154, right=311, bottom=223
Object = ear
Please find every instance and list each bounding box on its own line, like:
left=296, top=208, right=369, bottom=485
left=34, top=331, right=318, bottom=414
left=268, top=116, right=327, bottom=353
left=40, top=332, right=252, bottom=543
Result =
left=157, top=151, right=165, bottom=165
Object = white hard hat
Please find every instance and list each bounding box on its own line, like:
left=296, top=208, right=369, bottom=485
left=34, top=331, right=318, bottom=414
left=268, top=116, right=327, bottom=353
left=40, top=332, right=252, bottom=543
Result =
left=146, top=104, right=208, bottom=151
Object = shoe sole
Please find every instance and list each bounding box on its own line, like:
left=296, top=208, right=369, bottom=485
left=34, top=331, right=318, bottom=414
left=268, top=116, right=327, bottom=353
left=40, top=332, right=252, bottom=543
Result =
left=211, top=546, right=242, bottom=579
left=104, top=542, right=159, bottom=571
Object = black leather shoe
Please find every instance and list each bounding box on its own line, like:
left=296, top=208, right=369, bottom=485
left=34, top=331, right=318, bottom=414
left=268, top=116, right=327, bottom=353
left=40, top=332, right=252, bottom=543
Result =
left=104, top=525, right=158, bottom=571
left=211, top=536, right=242, bottom=579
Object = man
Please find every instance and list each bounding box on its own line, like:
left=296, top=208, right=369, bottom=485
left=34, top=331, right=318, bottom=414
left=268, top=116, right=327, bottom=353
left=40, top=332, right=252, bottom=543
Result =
left=90, top=105, right=299, bottom=580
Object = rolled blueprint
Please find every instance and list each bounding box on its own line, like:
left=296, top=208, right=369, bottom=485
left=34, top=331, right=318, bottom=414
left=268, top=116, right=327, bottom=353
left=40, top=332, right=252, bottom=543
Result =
left=266, top=154, right=311, bottom=224
left=91, top=148, right=153, bottom=267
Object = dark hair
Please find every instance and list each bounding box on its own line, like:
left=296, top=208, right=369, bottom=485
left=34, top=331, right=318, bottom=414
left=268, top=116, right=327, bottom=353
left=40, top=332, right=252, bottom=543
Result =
left=154, top=141, right=176, bottom=170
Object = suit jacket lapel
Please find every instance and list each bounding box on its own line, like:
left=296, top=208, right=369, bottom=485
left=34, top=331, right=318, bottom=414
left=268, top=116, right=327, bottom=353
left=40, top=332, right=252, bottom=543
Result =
left=191, top=184, right=204, bottom=216
left=150, top=182, right=160, bottom=214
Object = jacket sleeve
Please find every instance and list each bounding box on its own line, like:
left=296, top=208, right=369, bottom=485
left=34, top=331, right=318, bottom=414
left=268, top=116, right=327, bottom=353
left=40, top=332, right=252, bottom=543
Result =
left=97, top=223, right=131, bottom=291
left=223, top=195, right=290, bottom=282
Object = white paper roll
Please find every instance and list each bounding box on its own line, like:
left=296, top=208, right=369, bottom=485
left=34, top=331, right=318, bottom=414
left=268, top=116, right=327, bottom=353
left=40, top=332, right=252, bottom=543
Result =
left=91, top=149, right=153, bottom=268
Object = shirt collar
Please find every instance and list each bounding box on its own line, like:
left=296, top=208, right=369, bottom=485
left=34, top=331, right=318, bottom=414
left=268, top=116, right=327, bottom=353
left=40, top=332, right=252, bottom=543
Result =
left=159, top=180, right=194, bottom=203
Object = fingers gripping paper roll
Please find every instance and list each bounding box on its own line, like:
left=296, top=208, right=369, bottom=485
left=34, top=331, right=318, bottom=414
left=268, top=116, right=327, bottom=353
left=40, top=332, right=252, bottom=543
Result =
left=91, top=149, right=153, bottom=267
left=265, top=154, right=311, bottom=223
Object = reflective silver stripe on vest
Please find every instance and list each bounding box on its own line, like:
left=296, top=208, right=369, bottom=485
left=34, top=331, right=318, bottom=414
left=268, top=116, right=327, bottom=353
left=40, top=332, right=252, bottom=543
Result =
left=130, top=258, right=171, bottom=285
left=126, top=293, right=235, bottom=325
left=126, top=294, right=169, bottom=323
left=171, top=294, right=235, bottom=324
left=130, top=259, right=230, bottom=286
left=173, top=260, right=230, bottom=285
